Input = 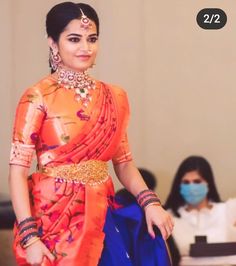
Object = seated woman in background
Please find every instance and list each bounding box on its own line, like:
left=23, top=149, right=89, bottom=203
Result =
left=164, top=155, right=236, bottom=259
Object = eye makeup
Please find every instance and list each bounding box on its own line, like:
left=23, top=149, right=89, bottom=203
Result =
left=181, top=179, right=203, bottom=184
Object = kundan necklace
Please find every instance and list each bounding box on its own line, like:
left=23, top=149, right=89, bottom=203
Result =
left=56, top=65, right=96, bottom=107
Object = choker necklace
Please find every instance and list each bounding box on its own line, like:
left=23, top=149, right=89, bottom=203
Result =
left=56, top=66, right=96, bottom=106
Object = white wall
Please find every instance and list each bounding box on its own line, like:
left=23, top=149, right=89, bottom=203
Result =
left=1, top=0, right=236, bottom=202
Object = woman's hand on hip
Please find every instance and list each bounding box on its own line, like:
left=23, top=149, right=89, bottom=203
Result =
left=26, top=239, right=55, bottom=266
left=144, top=205, right=174, bottom=240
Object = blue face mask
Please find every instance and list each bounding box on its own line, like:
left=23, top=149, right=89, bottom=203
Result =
left=180, top=183, right=208, bottom=205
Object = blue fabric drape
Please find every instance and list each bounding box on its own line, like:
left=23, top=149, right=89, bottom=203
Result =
left=99, top=202, right=172, bottom=266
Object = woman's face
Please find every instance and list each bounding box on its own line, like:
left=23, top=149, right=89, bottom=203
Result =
left=180, top=170, right=209, bottom=207
left=53, top=18, right=98, bottom=72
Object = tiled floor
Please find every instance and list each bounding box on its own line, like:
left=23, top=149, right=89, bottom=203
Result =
left=0, top=230, right=16, bottom=266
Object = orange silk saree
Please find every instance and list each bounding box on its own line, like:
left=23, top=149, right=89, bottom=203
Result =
left=10, top=76, right=132, bottom=266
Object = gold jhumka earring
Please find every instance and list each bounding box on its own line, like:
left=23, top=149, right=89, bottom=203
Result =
left=49, top=48, right=61, bottom=71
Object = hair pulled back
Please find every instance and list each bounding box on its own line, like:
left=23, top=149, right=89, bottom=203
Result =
left=46, top=2, right=99, bottom=42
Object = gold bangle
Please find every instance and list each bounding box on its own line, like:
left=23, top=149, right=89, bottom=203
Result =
left=144, top=202, right=161, bottom=211
left=23, top=236, right=40, bottom=249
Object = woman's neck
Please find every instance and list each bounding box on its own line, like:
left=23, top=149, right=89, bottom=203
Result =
left=53, top=64, right=96, bottom=106
left=57, top=64, right=87, bottom=74
left=185, top=198, right=212, bottom=212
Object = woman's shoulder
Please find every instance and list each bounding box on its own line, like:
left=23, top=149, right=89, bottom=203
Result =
left=225, top=198, right=236, bottom=210
left=212, top=199, right=236, bottom=222
left=99, top=81, right=127, bottom=97
left=20, top=74, right=56, bottom=98
left=98, top=81, right=130, bottom=116
left=211, top=199, right=236, bottom=210
left=226, top=197, right=236, bottom=204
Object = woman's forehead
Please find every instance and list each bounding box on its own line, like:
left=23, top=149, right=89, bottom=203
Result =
left=182, top=171, right=203, bottom=180
left=63, top=19, right=97, bottom=35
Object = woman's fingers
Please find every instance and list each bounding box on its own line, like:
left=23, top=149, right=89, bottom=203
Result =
left=145, top=205, right=174, bottom=240
left=43, top=245, right=55, bottom=262
left=158, top=224, right=168, bottom=240
left=25, top=240, right=55, bottom=265
left=167, top=216, right=174, bottom=233
left=147, top=219, right=169, bottom=240
left=170, top=216, right=175, bottom=228
left=166, top=225, right=173, bottom=239
left=162, top=219, right=174, bottom=239
left=147, top=220, right=156, bottom=239
left=153, top=217, right=174, bottom=240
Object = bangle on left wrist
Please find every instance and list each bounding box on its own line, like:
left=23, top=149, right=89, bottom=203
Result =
left=136, top=189, right=161, bottom=209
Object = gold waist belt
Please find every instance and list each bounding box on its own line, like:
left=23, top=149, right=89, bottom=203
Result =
left=40, top=160, right=109, bottom=186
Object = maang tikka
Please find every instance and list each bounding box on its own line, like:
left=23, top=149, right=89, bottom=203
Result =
left=80, top=8, right=92, bottom=30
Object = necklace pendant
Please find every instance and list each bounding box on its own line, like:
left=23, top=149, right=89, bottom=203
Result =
left=75, top=95, right=89, bottom=107
left=57, top=65, right=96, bottom=106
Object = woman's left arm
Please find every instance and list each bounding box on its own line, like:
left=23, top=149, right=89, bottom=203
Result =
left=113, top=160, right=174, bottom=240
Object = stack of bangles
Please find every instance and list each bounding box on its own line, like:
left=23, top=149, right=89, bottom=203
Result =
left=17, top=217, right=40, bottom=249
left=136, top=189, right=161, bottom=209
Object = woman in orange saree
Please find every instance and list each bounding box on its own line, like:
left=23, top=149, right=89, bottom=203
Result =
left=9, top=2, right=173, bottom=266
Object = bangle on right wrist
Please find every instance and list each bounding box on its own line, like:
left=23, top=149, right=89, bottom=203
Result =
left=17, top=216, right=39, bottom=248
left=17, top=216, right=36, bottom=229
left=23, top=236, right=40, bottom=249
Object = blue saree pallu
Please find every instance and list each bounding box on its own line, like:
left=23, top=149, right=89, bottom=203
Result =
left=99, top=201, right=172, bottom=266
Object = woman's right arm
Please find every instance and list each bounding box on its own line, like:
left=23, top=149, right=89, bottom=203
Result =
left=9, top=165, right=55, bottom=265
left=9, top=165, right=32, bottom=221
left=9, top=165, right=45, bottom=264
left=9, top=86, right=54, bottom=264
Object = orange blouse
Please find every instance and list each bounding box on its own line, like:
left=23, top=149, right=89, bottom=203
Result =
left=10, top=75, right=132, bottom=168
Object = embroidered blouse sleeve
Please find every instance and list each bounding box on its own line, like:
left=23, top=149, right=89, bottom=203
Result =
left=112, top=88, right=132, bottom=165
left=112, top=132, right=132, bottom=164
left=9, top=86, right=46, bottom=168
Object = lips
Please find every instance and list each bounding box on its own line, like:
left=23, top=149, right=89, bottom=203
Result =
left=77, top=55, right=91, bottom=61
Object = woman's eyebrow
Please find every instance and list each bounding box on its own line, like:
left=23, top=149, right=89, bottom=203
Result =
left=66, top=33, right=82, bottom=37
left=66, top=33, right=98, bottom=37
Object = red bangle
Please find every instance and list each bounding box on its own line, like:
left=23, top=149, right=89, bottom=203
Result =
left=136, top=189, right=161, bottom=209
